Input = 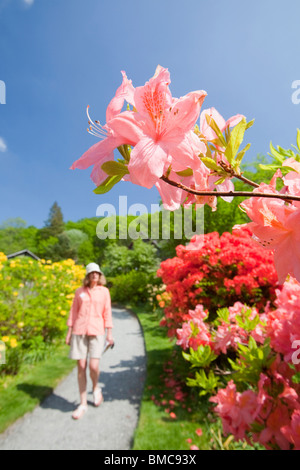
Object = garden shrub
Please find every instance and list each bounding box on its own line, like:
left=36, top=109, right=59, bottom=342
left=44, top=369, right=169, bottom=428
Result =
left=0, top=253, right=85, bottom=375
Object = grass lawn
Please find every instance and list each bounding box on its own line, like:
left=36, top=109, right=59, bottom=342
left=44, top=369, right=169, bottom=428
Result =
left=0, top=343, right=75, bottom=434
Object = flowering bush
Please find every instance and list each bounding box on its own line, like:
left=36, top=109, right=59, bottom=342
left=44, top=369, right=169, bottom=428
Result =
left=69, top=65, right=300, bottom=449
left=0, top=253, right=85, bottom=375
left=157, top=228, right=278, bottom=337
left=173, top=276, right=300, bottom=450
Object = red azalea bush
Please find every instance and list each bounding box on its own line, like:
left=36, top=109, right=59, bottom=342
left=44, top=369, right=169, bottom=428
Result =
left=156, top=229, right=300, bottom=449
left=157, top=228, right=279, bottom=338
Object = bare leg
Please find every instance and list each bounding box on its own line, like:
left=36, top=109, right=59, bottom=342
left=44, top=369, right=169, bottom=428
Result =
left=77, top=359, right=88, bottom=405
left=89, top=358, right=100, bottom=391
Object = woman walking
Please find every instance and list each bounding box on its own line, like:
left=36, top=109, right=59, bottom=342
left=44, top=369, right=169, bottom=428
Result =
left=66, top=263, right=114, bottom=420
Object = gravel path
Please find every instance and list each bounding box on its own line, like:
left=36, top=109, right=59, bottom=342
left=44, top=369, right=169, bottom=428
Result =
left=0, top=307, right=146, bottom=450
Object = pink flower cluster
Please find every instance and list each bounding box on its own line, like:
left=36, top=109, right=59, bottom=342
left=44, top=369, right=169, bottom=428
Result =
left=176, top=305, right=212, bottom=350
left=176, top=301, right=266, bottom=353
left=266, top=276, right=300, bottom=363
left=236, top=161, right=300, bottom=284
left=207, top=277, right=300, bottom=450
left=71, top=66, right=245, bottom=212
left=210, top=359, right=300, bottom=450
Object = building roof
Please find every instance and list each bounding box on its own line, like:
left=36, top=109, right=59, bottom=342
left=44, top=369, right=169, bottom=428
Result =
left=6, top=249, right=40, bottom=261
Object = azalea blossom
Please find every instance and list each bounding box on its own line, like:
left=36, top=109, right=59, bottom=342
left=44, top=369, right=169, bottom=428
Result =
left=199, top=107, right=245, bottom=143
left=209, top=380, right=258, bottom=440
left=71, top=66, right=207, bottom=191
left=237, top=167, right=300, bottom=284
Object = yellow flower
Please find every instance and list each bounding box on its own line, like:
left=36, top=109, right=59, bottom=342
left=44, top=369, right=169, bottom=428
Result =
left=19, top=283, right=24, bottom=288
left=13, top=291, right=19, bottom=296
left=0, top=252, right=7, bottom=262
left=10, top=338, right=18, bottom=348
left=2, top=336, right=9, bottom=343
left=18, top=322, right=24, bottom=328
left=60, top=310, right=66, bottom=316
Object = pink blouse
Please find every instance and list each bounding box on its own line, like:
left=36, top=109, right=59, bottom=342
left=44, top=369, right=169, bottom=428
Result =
left=67, top=286, right=113, bottom=335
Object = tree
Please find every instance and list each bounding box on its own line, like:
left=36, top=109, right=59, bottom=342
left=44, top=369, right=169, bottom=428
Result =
left=40, top=202, right=64, bottom=239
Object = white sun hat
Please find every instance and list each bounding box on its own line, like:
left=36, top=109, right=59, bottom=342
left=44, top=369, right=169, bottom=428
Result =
left=86, top=262, right=103, bottom=275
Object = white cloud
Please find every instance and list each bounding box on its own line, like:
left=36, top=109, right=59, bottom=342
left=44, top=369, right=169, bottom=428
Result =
left=0, top=137, right=7, bottom=153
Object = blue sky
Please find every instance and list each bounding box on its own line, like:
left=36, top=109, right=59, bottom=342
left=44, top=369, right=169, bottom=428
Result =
left=0, top=0, right=300, bottom=228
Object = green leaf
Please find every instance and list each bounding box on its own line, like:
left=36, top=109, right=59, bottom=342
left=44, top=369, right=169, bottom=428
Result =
left=224, top=118, right=247, bottom=164
left=205, top=114, right=226, bottom=147
left=175, top=168, right=194, bottom=177
left=201, top=156, right=220, bottom=172
left=214, top=176, right=227, bottom=185
left=234, top=143, right=251, bottom=167
left=101, top=160, right=129, bottom=177
left=259, top=163, right=281, bottom=172
left=269, top=142, right=285, bottom=163
left=245, top=119, right=255, bottom=130
left=117, top=145, right=131, bottom=162
left=297, top=129, right=300, bottom=152
left=216, top=307, right=230, bottom=324
left=292, top=372, right=300, bottom=384
left=93, top=174, right=123, bottom=194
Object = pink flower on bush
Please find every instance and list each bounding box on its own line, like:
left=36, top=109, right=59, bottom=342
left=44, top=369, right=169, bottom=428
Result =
left=281, top=410, right=300, bottom=450
left=71, top=66, right=208, bottom=203
left=238, top=166, right=300, bottom=284
left=176, top=305, right=212, bottom=350
left=267, top=277, right=300, bottom=363
left=210, top=380, right=258, bottom=440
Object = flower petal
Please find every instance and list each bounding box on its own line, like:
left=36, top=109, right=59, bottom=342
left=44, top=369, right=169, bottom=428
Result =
left=106, top=71, right=135, bottom=122
left=128, top=137, right=168, bottom=188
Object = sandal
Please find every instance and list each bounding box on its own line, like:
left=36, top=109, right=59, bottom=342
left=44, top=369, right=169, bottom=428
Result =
left=93, top=387, right=104, bottom=407
left=72, top=404, right=88, bottom=420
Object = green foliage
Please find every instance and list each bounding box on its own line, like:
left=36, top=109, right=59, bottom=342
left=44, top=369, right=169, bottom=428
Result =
left=0, top=225, right=38, bottom=255
left=182, top=344, right=217, bottom=369
left=0, top=255, right=85, bottom=376
left=258, top=128, right=300, bottom=173
left=186, top=369, right=221, bottom=396
left=39, top=201, right=64, bottom=239
left=228, top=337, right=275, bottom=386
left=102, top=238, right=159, bottom=277
left=108, top=270, right=161, bottom=306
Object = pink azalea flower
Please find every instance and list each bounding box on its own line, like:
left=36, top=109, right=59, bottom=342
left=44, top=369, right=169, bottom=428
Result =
left=281, top=410, right=300, bottom=450
left=199, top=107, right=244, bottom=142
left=176, top=311, right=211, bottom=351
left=71, top=66, right=207, bottom=190
left=238, top=170, right=300, bottom=284
left=210, top=380, right=258, bottom=440
left=267, top=277, right=300, bottom=362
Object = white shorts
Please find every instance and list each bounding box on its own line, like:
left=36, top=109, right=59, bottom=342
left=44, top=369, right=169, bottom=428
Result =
left=69, top=335, right=105, bottom=360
